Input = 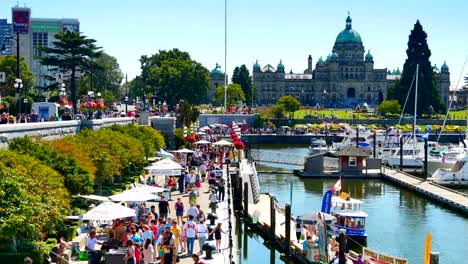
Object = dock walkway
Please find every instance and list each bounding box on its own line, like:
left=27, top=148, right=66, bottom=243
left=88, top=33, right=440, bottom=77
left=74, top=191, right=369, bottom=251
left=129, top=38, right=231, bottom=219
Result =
left=382, top=167, right=468, bottom=214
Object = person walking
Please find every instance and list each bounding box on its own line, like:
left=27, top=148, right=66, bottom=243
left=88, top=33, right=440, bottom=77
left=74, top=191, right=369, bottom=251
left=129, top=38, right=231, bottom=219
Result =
left=123, top=240, right=136, bottom=264
left=180, top=220, right=187, bottom=252
left=143, top=238, right=154, bottom=264
left=178, top=172, right=185, bottom=194
left=196, top=219, right=208, bottom=254
left=184, top=215, right=197, bottom=255
left=159, top=197, right=170, bottom=220
left=174, top=197, right=184, bottom=226
left=208, top=223, right=225, bottom=253
left=208, top=190, right=218, bottom=214
left=170, top=220, right=181, bottom=264
left=295, top=219, right=303, bottom=243
left=217, top=178, right=225, bottom=201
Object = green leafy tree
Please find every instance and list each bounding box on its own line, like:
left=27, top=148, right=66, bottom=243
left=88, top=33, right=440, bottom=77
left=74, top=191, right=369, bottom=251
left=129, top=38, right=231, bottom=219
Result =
left=176, top=100, right=199, bottom=131
left=387, top=20, right=444, bottom=114
left=272, top=104, right=285, bottom=119
left=0, top=55, right=35, bottom=97
left=377, top=100, right=402, bottom=116
left=108, top=124, right=165, bottom=159
left=140, top=48, right=210, bottom=106
left=278, top=95, right=301, bottom=116
left=77, top=52, right=123, bottom=102
left=0, top=150, right=70, bottom=246
left=232, top=65, right=254, bottom=106
left=214, top=83, right=245, bottom=107
left=38, top=31, right=102, bottom=113
left=9, top=137, right=94, bottom=195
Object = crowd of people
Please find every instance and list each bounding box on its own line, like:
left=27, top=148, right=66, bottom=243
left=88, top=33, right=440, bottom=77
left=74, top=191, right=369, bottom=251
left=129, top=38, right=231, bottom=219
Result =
left=79, top=144, right=231, bottom=264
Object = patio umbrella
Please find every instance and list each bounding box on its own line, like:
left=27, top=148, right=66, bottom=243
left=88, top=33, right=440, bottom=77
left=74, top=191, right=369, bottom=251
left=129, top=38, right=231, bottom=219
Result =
left=297, top=212, right=336, bottom=225
left=173, top=148, right=194, bottom=153
left=145, top=158, right=183, bottom=176
left=76, top=194, right=110, bottom=202
left=82, top=202, right=136, bottom=221
left=199, top=126, right=211, bottom=131
left=110, top=189, right=159, bottom=202
left=212, top=139, right=233, bottom=146
left=132, top=184, right=167, bottom=193
left=195, top=140, right=211, bottom=145
left=154, top=148, right=175, bottom=159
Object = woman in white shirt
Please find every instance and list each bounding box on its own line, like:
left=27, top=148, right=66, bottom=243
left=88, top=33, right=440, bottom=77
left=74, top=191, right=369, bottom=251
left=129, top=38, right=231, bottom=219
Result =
left=143, top=238, right=154, bottom=264
left=197, top=219, right=208, bottom=254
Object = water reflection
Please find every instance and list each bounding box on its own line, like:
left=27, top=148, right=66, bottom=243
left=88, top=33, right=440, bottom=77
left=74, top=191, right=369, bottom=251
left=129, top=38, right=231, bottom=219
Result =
left=257, top=174, right=468, bottom=264
left=234, top=216, right=284, bottom=264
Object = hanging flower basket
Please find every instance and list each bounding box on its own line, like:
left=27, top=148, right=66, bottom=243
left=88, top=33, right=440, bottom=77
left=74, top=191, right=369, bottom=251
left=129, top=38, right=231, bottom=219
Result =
left=57, top=97, right=69, bottom=106
left=233, top=139, right=245, bottom=150
left=186, top=135, right=195, bottom=142
left=96, top=101, right=106, bottom=109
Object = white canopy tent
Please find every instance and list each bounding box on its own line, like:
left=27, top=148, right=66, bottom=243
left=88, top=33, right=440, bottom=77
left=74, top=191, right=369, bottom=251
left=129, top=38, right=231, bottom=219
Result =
left=144, top=158, right=183, bottom=176
left=110, top=189, right=159, bottom=202
left=82, top=202, right=136, bottom=221
left=194, top=140, right=211, bottom=145
left=212, top=139, right=233, bottom=146
left=173, top=148, right=194, bottom=153
left=154, top=148, right=175, bottom=159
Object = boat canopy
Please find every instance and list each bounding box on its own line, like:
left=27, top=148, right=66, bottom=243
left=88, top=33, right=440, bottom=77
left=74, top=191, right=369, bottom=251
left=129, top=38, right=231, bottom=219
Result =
left=332, top=209, right=368, bottom=218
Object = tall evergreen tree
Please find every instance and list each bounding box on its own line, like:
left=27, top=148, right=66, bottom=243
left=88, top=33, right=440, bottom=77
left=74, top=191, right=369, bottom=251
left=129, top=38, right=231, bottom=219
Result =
left=38, top=31, right=102, bottom=113
left=388, top=20, right=444, bottom=114
left=232, top=65, right=254, bottom=107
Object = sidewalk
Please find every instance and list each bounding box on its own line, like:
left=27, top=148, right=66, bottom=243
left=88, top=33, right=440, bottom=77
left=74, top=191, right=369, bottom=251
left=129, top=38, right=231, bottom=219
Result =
left=71, top=166, right=237, bottom=264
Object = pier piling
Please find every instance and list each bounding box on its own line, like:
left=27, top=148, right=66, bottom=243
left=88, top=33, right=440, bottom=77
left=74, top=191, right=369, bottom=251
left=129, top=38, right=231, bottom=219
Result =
left=430, top=252, right=439, bottom=264
left=270, top=195, right=276, bottom=242
left=243, top=182, right=249, bottom=216
left=285, top=203, right=291, bottom=258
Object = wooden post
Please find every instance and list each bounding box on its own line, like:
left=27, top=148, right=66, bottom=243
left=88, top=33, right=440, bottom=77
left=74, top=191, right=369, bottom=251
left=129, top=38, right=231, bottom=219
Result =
left=430, top=252, right=439, bottom=264
left=338, top=229, right=346, bottom=264
left=243, top=182, right=249, bottom=216
left=285, top=203, right=291, bottom=258
left=270, top=195, right=276, bottom=243
left=237, top=177, right=243, bottom=213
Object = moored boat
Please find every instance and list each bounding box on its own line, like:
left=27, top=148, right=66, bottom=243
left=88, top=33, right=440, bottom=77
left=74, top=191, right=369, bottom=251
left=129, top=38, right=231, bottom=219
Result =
left=328, top=196, right=368, bottom=243
left=428, top=156, right=468, bottom=187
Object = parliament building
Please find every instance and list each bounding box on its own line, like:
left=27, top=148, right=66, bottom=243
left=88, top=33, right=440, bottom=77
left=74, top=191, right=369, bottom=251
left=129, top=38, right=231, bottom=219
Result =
left=249, top=15, right=450, bottom=108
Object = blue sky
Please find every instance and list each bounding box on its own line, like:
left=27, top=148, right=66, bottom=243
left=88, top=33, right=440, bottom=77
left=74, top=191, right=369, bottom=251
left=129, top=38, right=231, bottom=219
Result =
left=2, top=0, right=467, bottom=87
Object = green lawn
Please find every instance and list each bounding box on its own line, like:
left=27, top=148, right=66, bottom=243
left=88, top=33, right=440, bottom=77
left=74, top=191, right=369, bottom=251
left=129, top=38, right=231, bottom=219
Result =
left=293, top=108, right=375, bottom=119
left=293, top=108, right=468, bottom=120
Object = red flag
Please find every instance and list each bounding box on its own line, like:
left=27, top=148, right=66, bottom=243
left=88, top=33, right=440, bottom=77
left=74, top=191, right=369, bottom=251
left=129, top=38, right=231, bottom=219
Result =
left=332, top=177, right=341, bottom=194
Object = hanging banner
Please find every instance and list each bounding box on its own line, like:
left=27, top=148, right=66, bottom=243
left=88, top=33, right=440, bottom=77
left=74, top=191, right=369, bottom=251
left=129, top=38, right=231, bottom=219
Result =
left=317, top=212, right=328, bottom=263
left=321, top=190, right=333, bottom=214
left=424, top=233, right=432, bottom=264
left=363, top=248, right=407, bottom=264
left=12, top=7, right=30, bottom=34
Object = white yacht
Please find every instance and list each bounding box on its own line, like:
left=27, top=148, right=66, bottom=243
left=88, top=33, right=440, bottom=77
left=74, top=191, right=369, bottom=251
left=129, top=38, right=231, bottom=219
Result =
left=428, top=156, right=468, bottom=187
left=384, top=137, right=441, bottom=169
left=427, top=146, right=466, bottom=175
left=309, top=138, right=329, bottom=155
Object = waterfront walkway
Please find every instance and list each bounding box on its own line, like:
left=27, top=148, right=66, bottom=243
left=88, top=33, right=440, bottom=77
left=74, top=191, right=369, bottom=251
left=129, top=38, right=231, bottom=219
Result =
left=382, top=167, right=468, bottom=214
left=71, top=166, right=238, bottom=264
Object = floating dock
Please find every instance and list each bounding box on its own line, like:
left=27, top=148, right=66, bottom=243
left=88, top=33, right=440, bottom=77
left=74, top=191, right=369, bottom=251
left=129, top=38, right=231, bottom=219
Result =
left=382, top=167, right=468, bottom=215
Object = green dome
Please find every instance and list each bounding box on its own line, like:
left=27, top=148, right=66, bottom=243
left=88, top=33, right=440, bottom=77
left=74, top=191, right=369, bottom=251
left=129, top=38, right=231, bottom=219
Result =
left=277, top=59, right=284, bottom=69
left=335, top=15, right=362, bottom=43
left=365, top=50, right=373, bottom=61
left=441, top=61, right=449, bottom=72
left=394, top=67, right=401, bottom=75
left=210, top=63, right=224, bottom=75
left=331, top=52, right=338, bottom=59
left=325, top=54, right=331, bottom=62
left=317, top=56, right=324, bottom=64
left=433, top=64, right=439, bottom=72
left=253, top=59, right=260, bottom=69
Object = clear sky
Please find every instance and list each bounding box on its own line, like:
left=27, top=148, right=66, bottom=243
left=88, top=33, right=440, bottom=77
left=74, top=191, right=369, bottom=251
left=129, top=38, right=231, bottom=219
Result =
left=1, top=0, right=467, bottom=87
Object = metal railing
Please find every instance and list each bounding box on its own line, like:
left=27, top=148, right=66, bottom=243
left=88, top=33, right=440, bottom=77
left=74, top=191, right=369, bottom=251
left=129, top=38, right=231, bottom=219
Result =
left=249, top=160, right=261, bottom=204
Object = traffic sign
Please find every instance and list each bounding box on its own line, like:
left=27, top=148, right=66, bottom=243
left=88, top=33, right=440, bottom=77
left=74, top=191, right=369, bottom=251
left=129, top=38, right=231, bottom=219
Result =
left=0, top=72, right=5, bottom=83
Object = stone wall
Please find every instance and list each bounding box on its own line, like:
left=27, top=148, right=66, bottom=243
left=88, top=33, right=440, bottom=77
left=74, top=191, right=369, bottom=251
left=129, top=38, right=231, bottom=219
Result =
left=0, top=117, right=135, bottom=148
left=149, top=117, right=176, bottom=149
left=199, top=114, right=258, bottom=127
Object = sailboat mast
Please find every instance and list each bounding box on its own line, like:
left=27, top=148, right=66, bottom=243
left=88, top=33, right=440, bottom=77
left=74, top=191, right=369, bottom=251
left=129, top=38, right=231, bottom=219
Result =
left=414, top=64, right=419, bottom=155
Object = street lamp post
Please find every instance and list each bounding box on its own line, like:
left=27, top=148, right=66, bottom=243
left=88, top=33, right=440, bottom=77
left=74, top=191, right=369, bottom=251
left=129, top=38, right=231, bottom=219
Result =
left=23, top=98, right=28, bottom=114
left=13, top=78, right=23, bottom=115
left=124, top=74, right=129, bottom=115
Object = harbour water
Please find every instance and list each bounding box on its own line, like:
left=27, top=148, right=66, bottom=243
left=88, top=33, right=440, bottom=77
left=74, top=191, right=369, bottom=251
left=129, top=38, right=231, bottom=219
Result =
left=243, top=146, right=468, bottom=263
